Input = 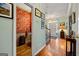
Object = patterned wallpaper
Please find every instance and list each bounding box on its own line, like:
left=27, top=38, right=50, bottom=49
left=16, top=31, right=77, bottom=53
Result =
left=16, top=7, right=31, bottom=33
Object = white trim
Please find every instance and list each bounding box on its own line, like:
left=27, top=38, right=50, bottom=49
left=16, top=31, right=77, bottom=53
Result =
left=33, top=44, right=46, bottom=56
left=67, top=3, right=72, bottom=17
left=16, top=4, right=31, bottom=13
left=13, top=4, right=16, bottom=56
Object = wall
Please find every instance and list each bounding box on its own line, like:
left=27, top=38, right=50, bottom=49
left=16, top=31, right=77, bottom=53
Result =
left=56, top=17, right=67, bottom=24
left=0, top=17, right=13, bottom=56
left=16, top=4, right=31, bottom=33
left=56, top=17, right=67, bottom=29
left=71, top=4, right=78, bottom=56
left=30, top=3, right=46, bottom=55
left=67, top=3, right=79, bottom=56
left=76, top=4, right=79, bottom=56
left=71, top=4, right=78, bottom=34
left=16, top=7, right=31, bottom=33
left=67, top=3, right=78, bottom=35
left=0, top=3, right=46, bottom=56
left=48, top=21, right=58, bottom=37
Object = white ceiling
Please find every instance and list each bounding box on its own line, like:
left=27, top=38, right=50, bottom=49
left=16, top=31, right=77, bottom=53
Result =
left=45, top=3, right=69, bottom=19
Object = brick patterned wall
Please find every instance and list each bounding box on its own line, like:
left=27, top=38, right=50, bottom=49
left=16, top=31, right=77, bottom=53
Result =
left=16, top=7, right=31, bottom=33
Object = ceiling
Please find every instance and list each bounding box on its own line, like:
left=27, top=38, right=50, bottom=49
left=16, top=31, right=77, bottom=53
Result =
left=45, top=3, right=69, bottom=19
left=16, top=4, right=31, bottom=13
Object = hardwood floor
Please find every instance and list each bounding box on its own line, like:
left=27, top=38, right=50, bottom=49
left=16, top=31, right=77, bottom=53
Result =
left=16, top=44, right=32, bottom=56
left=37, top=38, right=70, bottom=56
left=16, top=38, right=70, bottom=56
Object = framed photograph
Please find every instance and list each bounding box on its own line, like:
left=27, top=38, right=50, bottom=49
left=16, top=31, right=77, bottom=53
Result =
left=41, top=13, right=45, bottom=29
left=72, top=12, right=76, bottom=24
left=41, top=13, right=45, bottom=19
left=41, top=19, right=45, bottom=29
left=35, top=8, right=41, bottom=18
left=69, top=15, right=72, bottom=36
left=0, top=3, right=13, bottom=19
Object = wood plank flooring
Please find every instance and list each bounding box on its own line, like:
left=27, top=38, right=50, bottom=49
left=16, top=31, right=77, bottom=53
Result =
left=37, top=38, right=70, bottom=56
left=16, top=44, right=32, bottom=56
left=16, top=38, right=70, bottom=56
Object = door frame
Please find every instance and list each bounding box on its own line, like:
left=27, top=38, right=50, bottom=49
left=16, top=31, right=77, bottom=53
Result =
left=13, top=3, right=33, bottom=56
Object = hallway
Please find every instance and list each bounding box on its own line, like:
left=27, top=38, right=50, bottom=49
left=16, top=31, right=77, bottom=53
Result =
left=0, top=3, right=78, bottom=56
left=37, top=38, right=70, bottom=56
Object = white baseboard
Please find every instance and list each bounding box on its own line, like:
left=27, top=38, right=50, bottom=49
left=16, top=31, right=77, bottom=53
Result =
left=33, top=44, right=46, bottom=56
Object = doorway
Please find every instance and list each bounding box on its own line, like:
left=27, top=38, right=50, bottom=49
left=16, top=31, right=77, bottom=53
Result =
left=60, top=30, right=65, bottom=39
left=16, top=3, right=32, bottom=56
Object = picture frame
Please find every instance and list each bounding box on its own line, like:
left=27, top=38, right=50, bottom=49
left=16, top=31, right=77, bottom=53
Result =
left=35, top=8, right=41, bottom=18
left=41, top=13, right=45, bottom=29
left=69, top=15, right=72, bottom=36
left=72, top=12, right=76, bottom=24
left=41, top=12, right=45, bottom=19
left=41, top=19, right=45, bottom=29
left=0, top=3, right=13, bottom=19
